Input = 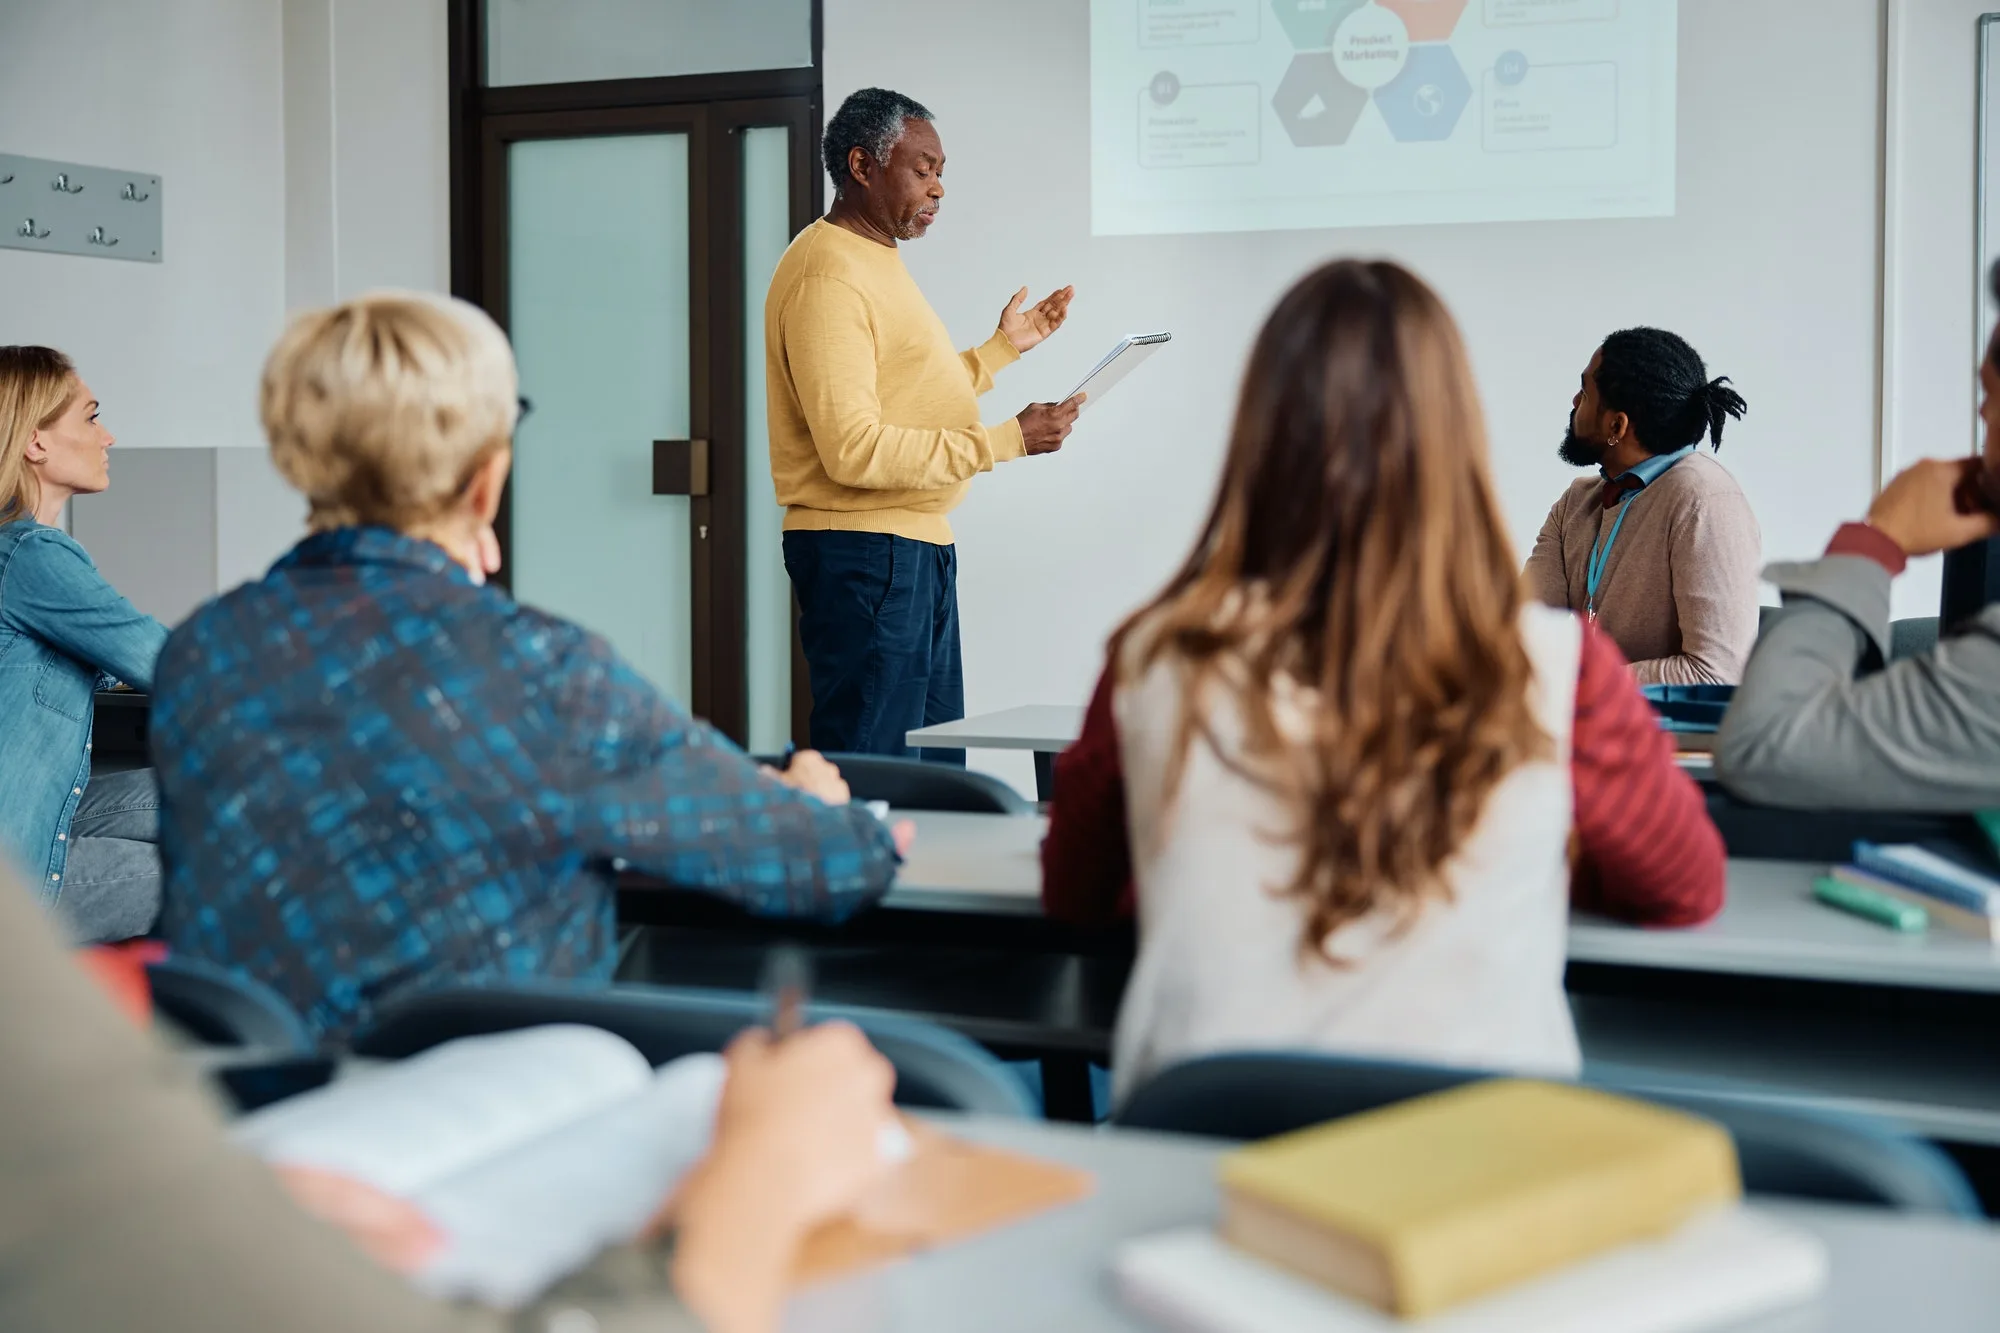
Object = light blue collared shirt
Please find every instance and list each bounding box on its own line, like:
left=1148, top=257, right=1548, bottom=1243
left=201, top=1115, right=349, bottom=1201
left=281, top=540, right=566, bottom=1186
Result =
left=1604, top=443, right=1698, bottom=489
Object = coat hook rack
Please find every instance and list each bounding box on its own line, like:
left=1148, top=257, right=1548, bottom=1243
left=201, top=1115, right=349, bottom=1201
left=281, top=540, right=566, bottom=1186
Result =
left=1, top=154, right=161, bottom=262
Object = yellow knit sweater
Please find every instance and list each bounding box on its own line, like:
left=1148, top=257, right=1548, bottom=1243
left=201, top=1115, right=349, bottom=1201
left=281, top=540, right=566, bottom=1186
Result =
left=764, top=219, right=1026, bottom=545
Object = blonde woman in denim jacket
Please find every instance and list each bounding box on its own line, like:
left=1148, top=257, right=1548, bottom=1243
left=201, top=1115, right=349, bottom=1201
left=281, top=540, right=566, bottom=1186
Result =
left=0, top=347, right=166, bottom=942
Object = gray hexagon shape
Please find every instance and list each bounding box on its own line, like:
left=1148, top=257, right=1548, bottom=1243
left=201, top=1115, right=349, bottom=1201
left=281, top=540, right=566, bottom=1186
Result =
left=1270, top=0, right=1371, bottom=51
left=1373, top=44, right=1471, bottom=143
left=1272, top=52, right=1372, bottom=148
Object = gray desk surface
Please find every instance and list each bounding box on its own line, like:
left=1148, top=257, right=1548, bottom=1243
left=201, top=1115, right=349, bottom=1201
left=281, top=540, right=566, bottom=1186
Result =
left=906, top=705, right=1084, bottom=752
left=887, top=812, right=2000, bottom=995
left=790, top=1116, right=2000, bottom=1332
left=907, top=705, right=1715, bottom=776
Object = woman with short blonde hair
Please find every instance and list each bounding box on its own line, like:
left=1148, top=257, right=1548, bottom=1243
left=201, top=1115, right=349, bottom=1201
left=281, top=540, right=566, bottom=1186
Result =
left=150, top=292, right=899, bottom=1042
left=0, top=346, right=167, bottom=943
left=1040, top=261, right=1726, bottom=1103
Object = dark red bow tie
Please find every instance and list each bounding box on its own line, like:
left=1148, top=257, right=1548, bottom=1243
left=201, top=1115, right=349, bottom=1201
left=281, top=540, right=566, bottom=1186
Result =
left=1599, top=473, right=1645, bottom=510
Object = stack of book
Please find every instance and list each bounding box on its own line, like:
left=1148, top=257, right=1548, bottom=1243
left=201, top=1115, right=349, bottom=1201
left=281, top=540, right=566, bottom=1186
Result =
left=1825, top=843, right=2000, bottom=942
left=1114, top=1080, right=1828, bottom=1332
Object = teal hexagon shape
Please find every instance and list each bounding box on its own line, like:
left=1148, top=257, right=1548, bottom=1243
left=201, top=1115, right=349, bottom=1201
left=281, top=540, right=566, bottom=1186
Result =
left=1271, top=0, right=1371, bottom=50
left=1272, top=51, right=1372, bottom=147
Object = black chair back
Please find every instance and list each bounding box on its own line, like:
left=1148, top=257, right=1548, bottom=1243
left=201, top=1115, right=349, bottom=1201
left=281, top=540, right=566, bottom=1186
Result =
left=753, top=752, right=1031, bottom=814
left=352, top=981, right=1038, bottom=1117
left=1115, top=1051, right=1979, bottom=1216
left=146, top=956, right=314, bottom=1053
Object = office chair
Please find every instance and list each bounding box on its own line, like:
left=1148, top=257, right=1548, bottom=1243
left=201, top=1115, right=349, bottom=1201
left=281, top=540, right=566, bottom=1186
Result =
left=352, top=980, right=1039, bottom=1118
left=1115, top=1050, right=1979, bottom=1216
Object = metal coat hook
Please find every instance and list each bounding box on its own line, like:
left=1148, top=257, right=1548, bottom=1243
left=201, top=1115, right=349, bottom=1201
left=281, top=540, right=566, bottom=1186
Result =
left=120, top=181, right=150, bottom=202
left=86, top=226, right=118, bottom=247
left=0, top=174, right=14, bottom=185
left=50, top=173, right=83, bottom=193
left=18, top=218, right=49, bottom=239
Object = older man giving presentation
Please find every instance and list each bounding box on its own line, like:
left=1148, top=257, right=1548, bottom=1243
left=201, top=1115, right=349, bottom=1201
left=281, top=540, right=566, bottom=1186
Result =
left=767, top=87, right=1079, bottom=759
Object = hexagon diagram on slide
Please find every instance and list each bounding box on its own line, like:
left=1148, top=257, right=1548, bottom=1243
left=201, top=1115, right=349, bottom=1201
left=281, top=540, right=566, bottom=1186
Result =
left=1377, top=0, right=1469, bottom=43
left=1273, top=51, right=1372, bottom=147
left=1271, top=0, right=1371, bottom=50
left=1373, top=44, right=1470, bottom=142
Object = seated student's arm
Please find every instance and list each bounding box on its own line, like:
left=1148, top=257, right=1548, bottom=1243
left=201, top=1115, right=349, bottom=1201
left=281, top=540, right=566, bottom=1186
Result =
left=552, top=626, right=899, bottom=922
left=0, top=526, right=167, bottom=689
left=1523, top=493, right=1574, bottom=611
left=4, top=850, right=885, bottom=1333
left=1717, top=516, right=2000, bottom=811
left=1629, top=494, right=1761, bottom=686
left=1040, top=663, right=1134, bottom=925
left=0, top=853, right=515, bottom=1333
left=785, top=276, right=1026, bottom=491
left=1569, top=624, right=1726, bottom=926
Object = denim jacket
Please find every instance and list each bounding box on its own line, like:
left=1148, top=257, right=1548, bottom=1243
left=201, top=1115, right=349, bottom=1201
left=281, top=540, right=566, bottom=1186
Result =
left=0, top=520, right=167, bottom=900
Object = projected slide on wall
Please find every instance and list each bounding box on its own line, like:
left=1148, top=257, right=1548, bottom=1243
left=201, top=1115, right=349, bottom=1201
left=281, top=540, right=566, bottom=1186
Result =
left=1090, top=0, right=1678, bottom=236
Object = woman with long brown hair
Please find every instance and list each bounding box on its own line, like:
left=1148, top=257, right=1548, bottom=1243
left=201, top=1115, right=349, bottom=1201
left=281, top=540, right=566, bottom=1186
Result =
left=0, top=347, right=167, bottom=944
left=1040, top=261, right=1724, bottom=1103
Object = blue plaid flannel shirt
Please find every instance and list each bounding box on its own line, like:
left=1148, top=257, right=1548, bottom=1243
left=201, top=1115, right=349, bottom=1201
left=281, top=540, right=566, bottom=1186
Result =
left=152, top=527, right=899, bottom=1042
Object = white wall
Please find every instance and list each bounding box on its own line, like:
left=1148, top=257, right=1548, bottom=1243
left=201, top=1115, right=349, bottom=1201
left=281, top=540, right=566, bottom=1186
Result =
left=0, top=0, right=451, bottom=603
left=0, top=0, right=286, bottom=454
left=828, top=0, right=1900, bottom=786
left=1882, top=0, right=1992, bottom=618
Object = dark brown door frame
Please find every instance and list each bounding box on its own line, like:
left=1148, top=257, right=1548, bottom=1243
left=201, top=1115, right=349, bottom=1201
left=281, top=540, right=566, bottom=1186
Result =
left=446, top=0, right=824, bottom=747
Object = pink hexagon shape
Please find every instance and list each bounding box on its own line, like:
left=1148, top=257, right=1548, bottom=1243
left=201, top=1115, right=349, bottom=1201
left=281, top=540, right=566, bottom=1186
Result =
left=1378, top=0, right=1468, bottom=42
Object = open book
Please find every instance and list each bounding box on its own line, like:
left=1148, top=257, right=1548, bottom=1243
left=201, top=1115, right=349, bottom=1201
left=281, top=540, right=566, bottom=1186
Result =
left=233, top=1025, right=726, bottom=1309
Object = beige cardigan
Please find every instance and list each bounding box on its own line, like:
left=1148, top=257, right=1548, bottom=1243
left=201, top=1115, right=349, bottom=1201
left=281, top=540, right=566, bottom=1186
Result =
left=1524, top=451, right=1762, bottom=685
left=0, top=860, right=697, bottom=1333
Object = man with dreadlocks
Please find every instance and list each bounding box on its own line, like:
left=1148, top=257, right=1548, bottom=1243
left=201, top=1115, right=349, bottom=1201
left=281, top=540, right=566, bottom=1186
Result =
left=765, top=87, right=1078, bottom=759
left=1526, top=328, right=1762, bottom=684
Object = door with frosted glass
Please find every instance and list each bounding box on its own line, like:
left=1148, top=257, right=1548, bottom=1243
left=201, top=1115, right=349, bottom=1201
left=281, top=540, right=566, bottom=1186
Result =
left=481, top=100, right=812, bottom=746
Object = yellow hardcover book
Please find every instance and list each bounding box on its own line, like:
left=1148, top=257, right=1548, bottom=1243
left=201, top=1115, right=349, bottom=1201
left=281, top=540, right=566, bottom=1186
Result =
left=1217, top=1080, right=1741, bottom=1319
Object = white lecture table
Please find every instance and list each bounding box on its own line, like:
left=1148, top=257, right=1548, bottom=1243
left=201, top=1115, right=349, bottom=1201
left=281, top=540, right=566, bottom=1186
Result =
left=908, top=706, right=1714, bottom=794
left=890, top=812, right=2000, bottom=995
left=789, top=1115, right=2000, bottom=1332
left=885, top=810, right=2000, bottom=1145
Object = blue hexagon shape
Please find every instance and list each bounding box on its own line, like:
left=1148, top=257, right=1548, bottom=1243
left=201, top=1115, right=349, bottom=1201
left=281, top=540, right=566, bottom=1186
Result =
left=1270, top=0, right=1371, bottom=50
left=1373, top=43, right=1470, bottom=142
left=1272, top=51, right=1373, bottom=147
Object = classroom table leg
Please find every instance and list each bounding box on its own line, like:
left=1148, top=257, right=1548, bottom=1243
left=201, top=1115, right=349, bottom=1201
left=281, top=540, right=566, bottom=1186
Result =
left=1034, top=750, right=1055, bottom=802
left=1040, top=1055, right=1096, bottom=1123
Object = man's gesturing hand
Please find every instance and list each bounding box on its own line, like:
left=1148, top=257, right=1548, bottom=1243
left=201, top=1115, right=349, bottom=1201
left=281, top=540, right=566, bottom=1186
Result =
left=1866, top=457, right=2000, bottom=558
left=999, top=285, right=1074, bottom=354
left=1018, top=394, right=1084, bottom=456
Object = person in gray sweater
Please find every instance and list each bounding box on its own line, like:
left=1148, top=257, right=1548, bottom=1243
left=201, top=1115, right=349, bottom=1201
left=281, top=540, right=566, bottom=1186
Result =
left=1716, top=275, right=2000, bottom=809
left=0, top=850, right=899, bottom=1333
left=1526, top=328, right=1763, bottom=685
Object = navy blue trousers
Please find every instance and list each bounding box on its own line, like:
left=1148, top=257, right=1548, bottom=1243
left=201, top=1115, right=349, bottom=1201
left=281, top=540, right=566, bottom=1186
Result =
left=782, top=531, right=966, bottom=763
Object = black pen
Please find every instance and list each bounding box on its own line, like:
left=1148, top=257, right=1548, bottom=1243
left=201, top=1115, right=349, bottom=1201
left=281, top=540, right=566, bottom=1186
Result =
left=762, top=943, right=811, bottom=1040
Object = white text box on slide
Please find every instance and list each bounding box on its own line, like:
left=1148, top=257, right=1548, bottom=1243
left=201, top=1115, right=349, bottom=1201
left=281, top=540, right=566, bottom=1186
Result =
left=1140, top=0, right=1260, bottom=48
left=1487, top=0, right=1621, bottom=25
left=1483, top=62, right=1619, bottom=153
left=1138, top=83, right=1262, bottom=168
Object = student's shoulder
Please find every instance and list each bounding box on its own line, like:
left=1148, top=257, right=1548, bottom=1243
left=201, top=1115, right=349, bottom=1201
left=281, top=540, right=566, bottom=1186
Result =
left=1659, top=450, right=1750, bottom=502
left=0, top=520, right=96, bottom=578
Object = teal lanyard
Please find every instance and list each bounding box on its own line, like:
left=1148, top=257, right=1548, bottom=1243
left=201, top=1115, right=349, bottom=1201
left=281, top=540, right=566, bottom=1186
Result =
left=1585, top=493, right=1638, bottom=619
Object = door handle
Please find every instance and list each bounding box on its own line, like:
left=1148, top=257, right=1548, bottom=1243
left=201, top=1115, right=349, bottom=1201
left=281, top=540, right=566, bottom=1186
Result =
left=652, top=438, right=710, bottom=497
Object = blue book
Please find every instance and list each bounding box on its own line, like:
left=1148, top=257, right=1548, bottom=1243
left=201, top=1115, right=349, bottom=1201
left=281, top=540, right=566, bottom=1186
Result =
left=1850, top=843, right=2000, bottom=918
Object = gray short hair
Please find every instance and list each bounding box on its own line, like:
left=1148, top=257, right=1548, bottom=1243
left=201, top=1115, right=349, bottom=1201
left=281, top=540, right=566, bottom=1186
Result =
left=823, top=88, right=933, bottom=196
